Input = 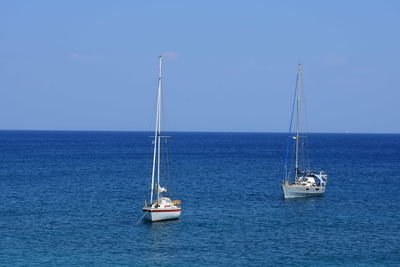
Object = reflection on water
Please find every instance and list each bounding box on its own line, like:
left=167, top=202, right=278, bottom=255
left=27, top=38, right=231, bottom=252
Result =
left=144, top=218, right=180, bottom=228
left=140, top=219, right=182, bottom=263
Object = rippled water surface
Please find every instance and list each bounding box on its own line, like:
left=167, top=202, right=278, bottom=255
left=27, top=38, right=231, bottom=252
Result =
left=0, top=131, right=399, bottom=266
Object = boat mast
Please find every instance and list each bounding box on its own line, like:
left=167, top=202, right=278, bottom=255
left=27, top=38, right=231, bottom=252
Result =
left=294, top=63, right=302, bottom=183
left=156, top=56, right=162, bottom=201
left=150, top=56, right=162, bottom=204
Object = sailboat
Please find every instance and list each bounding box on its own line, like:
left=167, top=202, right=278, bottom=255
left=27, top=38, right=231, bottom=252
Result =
left=281, top=64, right=328, bottom=199
left=142, top=56, right=181, bottom=222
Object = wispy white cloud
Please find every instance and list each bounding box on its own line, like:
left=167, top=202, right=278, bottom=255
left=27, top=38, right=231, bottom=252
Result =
left=69, top=53, right=83, bottom=61
left=162, top=51, right=178, bottom=60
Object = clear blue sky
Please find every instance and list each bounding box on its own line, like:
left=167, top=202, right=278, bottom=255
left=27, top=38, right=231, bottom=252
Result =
left=1, top=1, right=399, bottom=133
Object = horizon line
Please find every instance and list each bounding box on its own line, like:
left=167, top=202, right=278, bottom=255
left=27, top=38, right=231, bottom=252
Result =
left=0, top=129, right=399, bottom=135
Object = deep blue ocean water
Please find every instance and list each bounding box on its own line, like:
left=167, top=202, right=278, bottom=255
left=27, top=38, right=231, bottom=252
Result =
left=0, top=131, right=399, bottom=266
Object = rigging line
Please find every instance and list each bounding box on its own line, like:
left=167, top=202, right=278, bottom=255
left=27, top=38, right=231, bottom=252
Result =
left=146, top=137, right=153, bottom=198
left=161, top=139, right=166, bottom=189
left=135, top=209, right=150, bottom=226
left=304, top=131, right=310, bottom=171
left=290, top=141, right=296, bottom=179
left=301, top=138, right=306, bottom=171
left=301, top=74, right=311, bottom=171
left=284, top=67, right=300, bottom=181
left=165, top=138, right=172, bottom=196
left=306, top=113, right=311, bottom=171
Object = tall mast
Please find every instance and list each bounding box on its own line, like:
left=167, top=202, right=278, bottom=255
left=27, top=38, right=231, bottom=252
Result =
left=156, top=56, right=162, bottom=201
left=294, top=63, right=302, bottom=183
left=150, top=56, right=162, bottom=203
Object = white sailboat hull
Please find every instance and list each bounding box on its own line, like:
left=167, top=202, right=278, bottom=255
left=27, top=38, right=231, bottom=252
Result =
left=143, top=208, right=181, bottom=222
left=282, top=184, right=325, bottom=199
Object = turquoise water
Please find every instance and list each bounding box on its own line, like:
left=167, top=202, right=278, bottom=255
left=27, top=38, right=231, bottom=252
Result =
left=0, top=131, right=399, bottom=266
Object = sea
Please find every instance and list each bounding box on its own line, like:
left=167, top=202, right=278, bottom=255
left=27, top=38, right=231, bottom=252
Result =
left=0, top=131, right=399, bottom=266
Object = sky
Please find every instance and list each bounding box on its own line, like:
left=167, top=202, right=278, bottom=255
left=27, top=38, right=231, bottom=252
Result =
left=0, top=1, right=399, bottom=133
